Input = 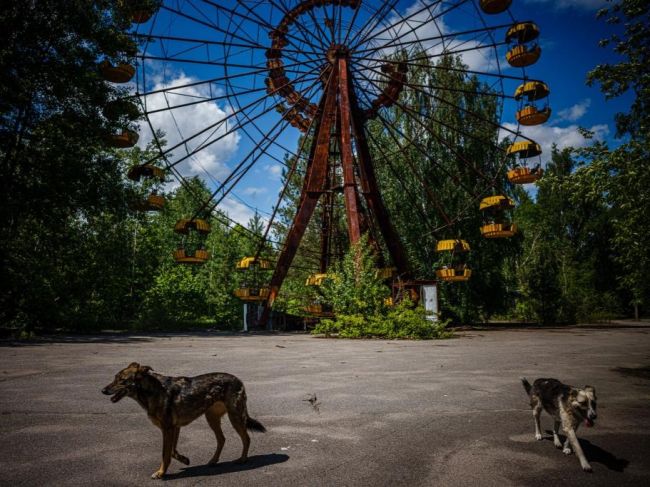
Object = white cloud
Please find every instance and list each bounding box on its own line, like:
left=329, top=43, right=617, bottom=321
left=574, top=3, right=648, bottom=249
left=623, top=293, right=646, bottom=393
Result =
left=263, top=163, right=283, bottom=180
left=557, top=99, right=591, bottom=122
left=524, top=0, right=608, bottom=10
left=217, top=196, right=257, bottom=226
left=241, top=186, right=268, bottom=197
left=362, top=1, right=498, bottom=73
left=138, top=72, right=240, bottom=183
left=501, top=122, right=609, bottom=166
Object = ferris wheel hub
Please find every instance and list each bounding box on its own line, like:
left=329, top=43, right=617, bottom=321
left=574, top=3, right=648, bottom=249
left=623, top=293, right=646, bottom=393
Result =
left=326, top=44, right=350, bottom=63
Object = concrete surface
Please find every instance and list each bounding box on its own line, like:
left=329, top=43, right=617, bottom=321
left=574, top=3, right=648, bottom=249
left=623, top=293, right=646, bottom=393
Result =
left=1, top=325, right=649, bottom=486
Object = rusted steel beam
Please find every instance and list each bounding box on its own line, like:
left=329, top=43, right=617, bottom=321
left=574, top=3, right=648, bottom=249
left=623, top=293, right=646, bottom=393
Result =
left=337, top=57, right=362, bottom=245
left=259, top=63, right=339, bottom=328
left=346, top=70, right=411, bottom=276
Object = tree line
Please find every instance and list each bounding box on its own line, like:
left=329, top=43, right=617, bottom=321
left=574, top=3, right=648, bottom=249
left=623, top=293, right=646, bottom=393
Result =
left=0, top=0, right=647, bottom=332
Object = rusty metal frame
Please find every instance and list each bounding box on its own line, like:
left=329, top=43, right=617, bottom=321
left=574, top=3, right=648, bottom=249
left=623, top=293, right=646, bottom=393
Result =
left=259, top=52, right=411, bottom=327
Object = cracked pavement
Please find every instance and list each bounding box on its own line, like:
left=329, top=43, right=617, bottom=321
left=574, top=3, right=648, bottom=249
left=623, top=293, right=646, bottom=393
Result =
left=1, top=324, right=649, bottom=486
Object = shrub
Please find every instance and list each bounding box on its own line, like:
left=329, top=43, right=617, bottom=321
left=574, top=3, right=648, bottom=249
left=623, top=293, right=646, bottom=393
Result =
left=313, top=299, right=452, bottom=339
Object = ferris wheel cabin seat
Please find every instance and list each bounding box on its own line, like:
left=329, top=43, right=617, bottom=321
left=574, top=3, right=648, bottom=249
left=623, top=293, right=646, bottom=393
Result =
left=174, top=219, right=211, bottom=235
left=130, top=193, right=165, bottom=212
left=435, top=240, right=471, bottom=282
left=506, top=22, right=542, bottom=68
left=107, top=129, right=139, bottom=148
left=234, top=287, right=271, bottom=301
left=507, top=166, right=543, bottom=184
left=99, top=60, right=135, bottom=84
left=306, top=273, right=328, bottom=287
left=173, top=248, right=210, bottom=265
left=479, top=0, right=512, bottom=14
left=479, top=196, right=517, bottom=238
left=507, top=141, right=543, bottom=183
left=236, top=257, right=273, bottom=270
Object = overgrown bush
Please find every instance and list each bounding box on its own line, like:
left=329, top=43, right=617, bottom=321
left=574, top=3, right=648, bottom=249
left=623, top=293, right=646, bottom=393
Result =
left=312, top=237, right=452, bottom=339
left=313, top=299, right=451, bottom=339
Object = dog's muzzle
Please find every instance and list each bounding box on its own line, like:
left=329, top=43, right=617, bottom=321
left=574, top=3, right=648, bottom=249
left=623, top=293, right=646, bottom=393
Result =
left=102, top=386, right=128, bottom=403
left=585, top=410, right=597, bottom=427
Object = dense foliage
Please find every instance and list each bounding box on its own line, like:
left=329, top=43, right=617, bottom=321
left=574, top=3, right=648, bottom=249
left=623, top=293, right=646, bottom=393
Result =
left=312, top=238, right=451, bottom=339
left=1, top=0, right=647, bottom=332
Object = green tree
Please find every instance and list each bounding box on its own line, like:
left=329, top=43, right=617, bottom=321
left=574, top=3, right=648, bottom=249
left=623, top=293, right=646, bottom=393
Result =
left=368, top=55, right=520, bottom=323
left=585, top=0, right=650, bottom=318
left=0, top=0, right=140, bottom=329
left=514, top=146, right=623, bottom=323
left=587, top=0, right=650, bottom=138
left=313, top=237, right=450, bottom=339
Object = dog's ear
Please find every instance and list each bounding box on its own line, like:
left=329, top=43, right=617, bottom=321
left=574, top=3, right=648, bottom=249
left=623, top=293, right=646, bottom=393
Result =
left=575, top=390, right=588, bottom=404
left=128, top=362, right=140, bottom=369
left=138, top=365, right=152, bottom=375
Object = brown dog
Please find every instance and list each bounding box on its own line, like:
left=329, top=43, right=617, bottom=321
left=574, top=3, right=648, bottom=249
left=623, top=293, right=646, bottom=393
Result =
left=102, top=363, right=266, bottom=479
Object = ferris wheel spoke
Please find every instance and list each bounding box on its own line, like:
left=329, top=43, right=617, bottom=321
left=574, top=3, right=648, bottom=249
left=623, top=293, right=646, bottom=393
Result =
left=143, top=76, right=319, bottom=116
left=187, top=0, right=263, bottom=49
left=231, top=0, right=329, bottom=55
left=160, top=4, right=266, bottom=50
left=143, top=63, right=322, bottom=168
left=369, top=110, right=456, bottom=227
left=229, top=77, right=322, bottom=172
left=353, top=67, right=503, bottom=186
left=302, top=0, right=335, bottom=47
left=195, top=73, right=326, bottom=219
left=144, top=87, right=262, bottom=115
left=129, top=59, right=317, bottom=100
left=364, top=129, right=441, bottom=234
left=351, top=0, right=465, bottom=53
left=183, top=73, right=321, bottom=170
left=255, top=115, right=320, bottom=260
left=352, top=39, right=507, bottom=68
left=353, top=22, right=512, bottom=56
left=368, top=106, right=481, bottom=201
left=340, top=1, right=363, bottom=47
left=356, top=63, right=524, bottom=144
left=354, top=58, right=532, bottom=83
left=133, top=32, right=321, bottom=58
left=351, top=76, right=479, bottom=204
left=397, top=81, right=514, bottom=99
left=139, top=54, right=305, bottom=71
left=345, top=0, right=401, bottom=51
left=142, top=114, right=272, bottom=239
left=353, top=0, right=464, bottom=59
left=200, top=114, right=295, bottom=219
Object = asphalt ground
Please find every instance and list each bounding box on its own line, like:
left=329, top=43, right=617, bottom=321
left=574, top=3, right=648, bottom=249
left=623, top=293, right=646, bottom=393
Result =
left=1, top=324, right=649, bottom=486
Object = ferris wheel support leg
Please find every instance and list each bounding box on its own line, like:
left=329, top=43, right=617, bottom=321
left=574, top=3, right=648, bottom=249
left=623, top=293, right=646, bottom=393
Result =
left=338, top=58, right=363, bottom=245
left=345, top=67, right=411, bottom=276
left=259, top=69, right=340, bottom=328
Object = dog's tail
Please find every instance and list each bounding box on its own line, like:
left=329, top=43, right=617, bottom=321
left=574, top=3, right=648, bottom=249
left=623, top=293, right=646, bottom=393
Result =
left=246, top=417, right=267, bottom=433
left=521, top=377, right=532, bottom=395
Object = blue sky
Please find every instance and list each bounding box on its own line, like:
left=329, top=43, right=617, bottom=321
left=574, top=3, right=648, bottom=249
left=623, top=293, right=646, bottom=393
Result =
left=132, top=0, right=629, bottom=224
left=513, top=0, right=630, bottom=146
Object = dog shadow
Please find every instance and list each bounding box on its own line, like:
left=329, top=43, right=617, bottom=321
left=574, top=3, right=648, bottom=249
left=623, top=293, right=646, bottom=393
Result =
left=543, top=431, right=629, bottom=472
left=165, top=453, right=289, bottom=480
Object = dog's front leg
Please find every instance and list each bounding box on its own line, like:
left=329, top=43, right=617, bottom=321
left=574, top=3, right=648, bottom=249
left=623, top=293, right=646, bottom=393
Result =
left=533, top=405, right=543, bottom=440
left=553, top=420, right=562, bottom=448
left=564, top=428, right=592, bottom=472
left=152, top=427, right=174, bottom=479
left=172, top=427, right=190, bottom=465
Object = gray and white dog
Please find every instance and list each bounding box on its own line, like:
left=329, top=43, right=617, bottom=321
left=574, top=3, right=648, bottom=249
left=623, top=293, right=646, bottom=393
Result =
left=522, top=377, right=598, bottom=472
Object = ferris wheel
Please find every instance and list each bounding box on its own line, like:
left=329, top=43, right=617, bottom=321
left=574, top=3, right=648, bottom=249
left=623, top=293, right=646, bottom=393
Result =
left=102, top=0, right=549, bottom=325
